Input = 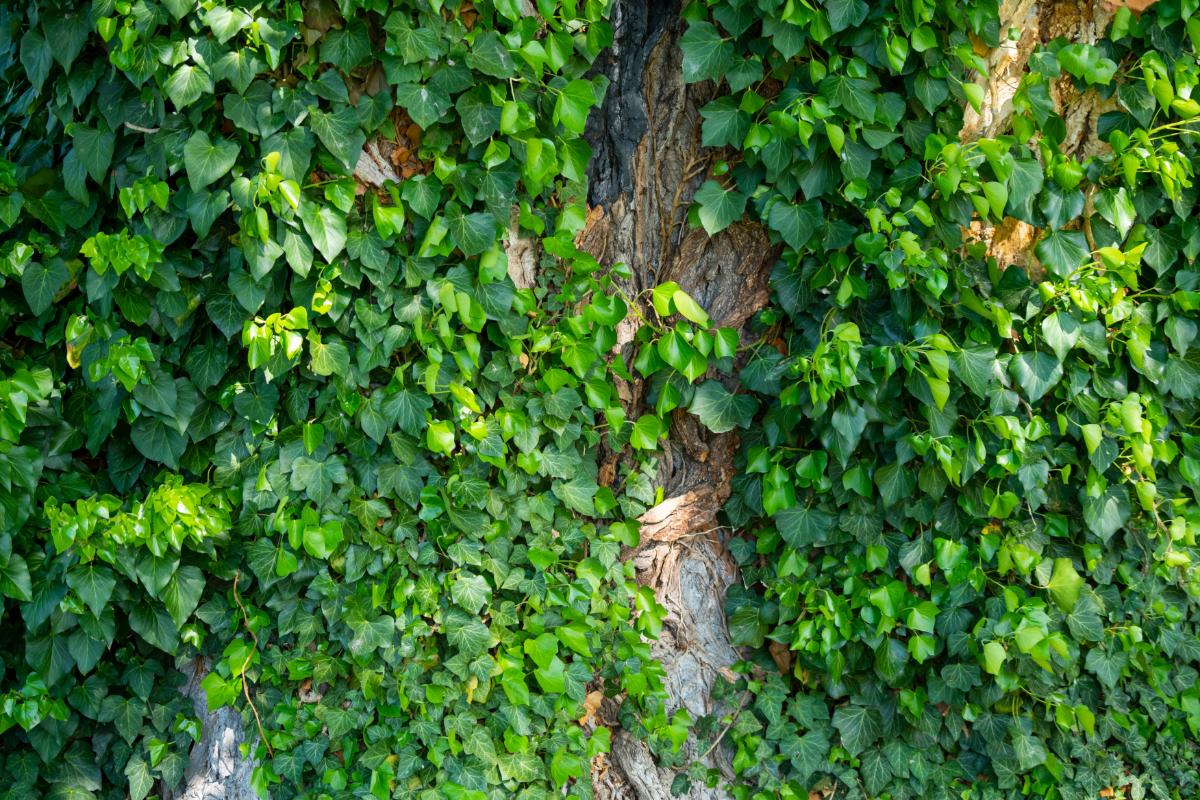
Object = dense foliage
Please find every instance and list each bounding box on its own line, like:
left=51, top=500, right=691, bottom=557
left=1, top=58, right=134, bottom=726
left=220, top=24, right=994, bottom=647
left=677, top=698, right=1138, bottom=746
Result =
left=674, top=0, right=1200, bottom=798
left=0, top=1, right=704, bottom=798
left=4, top=0, right=1200, bottom=798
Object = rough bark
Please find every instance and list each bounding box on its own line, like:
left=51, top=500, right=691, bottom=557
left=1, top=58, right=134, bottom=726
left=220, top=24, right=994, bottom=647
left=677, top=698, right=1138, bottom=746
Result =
left=580, top=4, right=776, bottom=798
left=963, top=0, right=1121, bottom=276
left=163, top=659, right=257, bottom=800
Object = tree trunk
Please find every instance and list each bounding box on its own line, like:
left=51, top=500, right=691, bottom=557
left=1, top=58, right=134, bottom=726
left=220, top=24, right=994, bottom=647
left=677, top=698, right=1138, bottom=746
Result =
left=579, top=4, right=776, bottom=798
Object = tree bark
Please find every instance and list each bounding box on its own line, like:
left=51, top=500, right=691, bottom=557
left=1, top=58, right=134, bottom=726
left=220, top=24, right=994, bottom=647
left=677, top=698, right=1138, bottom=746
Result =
left=580, top=4, right=776, bottom=798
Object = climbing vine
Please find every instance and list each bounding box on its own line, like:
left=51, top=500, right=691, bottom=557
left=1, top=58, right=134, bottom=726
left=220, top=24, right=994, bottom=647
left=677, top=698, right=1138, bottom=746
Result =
left=675, top=0, right=1200, bottom=797
left=0, top=1, right=703, bottom=797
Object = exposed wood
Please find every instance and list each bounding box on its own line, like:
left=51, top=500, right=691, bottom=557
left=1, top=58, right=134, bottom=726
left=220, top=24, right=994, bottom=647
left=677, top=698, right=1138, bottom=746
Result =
left=581, top=3, right=777, bottom=797
left=163, top=659, right=257, bottom=800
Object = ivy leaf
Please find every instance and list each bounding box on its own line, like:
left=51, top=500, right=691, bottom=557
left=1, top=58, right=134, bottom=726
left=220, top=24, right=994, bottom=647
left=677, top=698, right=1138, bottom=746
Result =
left=21, top=259, right=69, bottom=316
left=128, top=603, right=180, bottom=654
left=1047, top=558, right=1084, bottom=612
left=183, top=132, right=240, bottom=191
left=1085, top=646, right=1129, bottom=688
left=0, top=554, right=33, bottom=602
left=553, top=474, right=599, bottom=515
left=166, top=63, right=213, bottom=108
left=630, top=414, right=664, bottom=450
left=131, top=415, right=187, bottom=468
left=832, top=704, right=882, bottom=756
left=1041, top=311, right=1080, bottom=362
left=700, top=97, right=749, bottom=147
left=298, top=201, right=347, bottom=263
left=465, top=31, right=516, bottom=78
left=775, top=505, right=836, bottom=547
left=446, top=207, right=498, bottom=256
left=394, top=83, right=451, bottom=129
left=161, top=566, right=205, bottom=627
left=456, top=89, right=501, bottom=145
left=444, top=608, right=491, bottom=657
left=1009, top=351, right=1062, bottom=403
left=680, top=22, right=734, bottom=83
left=20, top=30, right=51, bottom=92
left=693, top=181, right=746, bottom=235
left=1035, top=230, right=1089, bottom=277
left=309, top=334, right=350, bottom=377
left=1082, top=485, right=1130, bottom=542
left=451, top=572, right=491, bottom=614
left=125, top=756, right=154, bottom=800
left=767, top=200, right=821, bottom=250
left=826, top=0, right=869, bottom=32
left=819, top=74, right=878, bottom=121
left=689, top=381, right=757, bottom=433
left=308, top=106, right=366, bottom=172
left=66, top=565, right=116, bottom=617
left=71, top=126, right=114, bottom=183
left=554, top=79, right=596, bottom=135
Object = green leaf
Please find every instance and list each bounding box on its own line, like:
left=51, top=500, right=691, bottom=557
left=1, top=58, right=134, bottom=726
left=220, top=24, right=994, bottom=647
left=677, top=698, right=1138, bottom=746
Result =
left=553, top=474, right=599, bottom=515
left=1035, top=230, right=1089, bottom=277
left=982, top=640, right=1006, bottom=675
left=66, top=565, right=116, bottom=616
left=819, top=74, right=878, bottom=120
left=0, top=554, right=33, bottom=602
left=128, top=603, right=180, bottom=653
left=298, top=201, right=348, bottom=263
left=456, top=89, right=501, bottom=145
left=831, top=704, right=882, bottom=756
left=21, top=259, right=69, bottom=315
left=681, top=22, right=734, bottom=83
left=394, top=83, right=452, bottom=129
left=689, top=380, right=757, bottom=433
left=1047, top=557, right=1084, bottom=612
left=166, top=63, right=213, bottom=108
left=161, top=565, right=205, bottom=627
left=693, top=180, right=746, bottom=235
left=450, top=572, right=491, bottom=614
left=1041, top=311, right=1080, bottom=362
left=309, top=334, right=350, bottom=377
left=767, top=200, right=821, bottom=250
left=444, top=608, right=490, bottom=657
left=308, top=105, right=366, bottom=171
left=1083, top=485, right=1130, bottom=542
left=446, top=208, right=498, bottom=256
left=302, top=521, right=344, bottom=560
left=775, top=505, right=836, bottom=547
left=554, top=79, right=596, bottom=134
left=1009, top=351, right=1063, bottom=403
left=131, top=415, right=187, bottom=468
left=630, top=414, right=664, bottom=450
left=466, top=31, right=516, bottom=78
left=183, top=132, right=240, bottom=191
left=125, top=755, right=154, bottom=800
left=71, top=126, right=114, bottom=183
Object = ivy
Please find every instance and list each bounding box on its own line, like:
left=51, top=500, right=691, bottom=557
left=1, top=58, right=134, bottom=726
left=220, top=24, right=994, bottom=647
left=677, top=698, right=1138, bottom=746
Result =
left=0, top=0, right=693, bottom=797
left=670, top=0, right=1200, bottom=797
